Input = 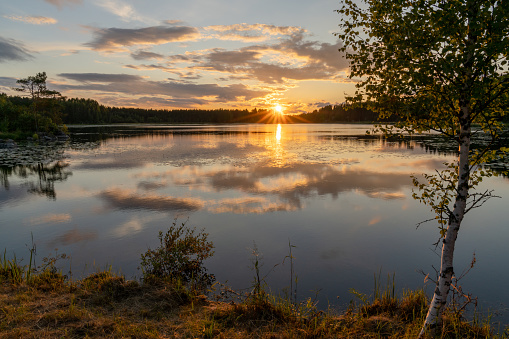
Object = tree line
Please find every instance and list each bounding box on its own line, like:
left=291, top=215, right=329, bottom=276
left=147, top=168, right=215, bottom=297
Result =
left=60, top=100, right=383, bottom=124
left=61, top=98, right=273, bottom=124
left=1, top=92, right=392, bottom=136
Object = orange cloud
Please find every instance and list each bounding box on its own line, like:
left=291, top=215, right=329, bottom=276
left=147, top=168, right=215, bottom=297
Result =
left=4, top=15, right=57, bottom=25
left=203, top=24, right=304, bottom=42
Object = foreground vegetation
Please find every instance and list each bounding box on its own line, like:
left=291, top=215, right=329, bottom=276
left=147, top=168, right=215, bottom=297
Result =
left=0, top=276, right=489, bottom=338
left=1, top=223, right=506, bottom=338
left=1, top=265, right=503, bottom=338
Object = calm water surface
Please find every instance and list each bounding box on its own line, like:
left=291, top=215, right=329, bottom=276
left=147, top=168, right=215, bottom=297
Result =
left=1, top=124, right=508, bottom=324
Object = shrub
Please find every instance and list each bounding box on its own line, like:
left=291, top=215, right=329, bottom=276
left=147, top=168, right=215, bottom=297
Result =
left=140, top=221, right=215, bottom=290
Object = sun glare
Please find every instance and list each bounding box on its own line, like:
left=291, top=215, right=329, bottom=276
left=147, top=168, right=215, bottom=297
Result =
left=274, top=104, right=283, bottom=114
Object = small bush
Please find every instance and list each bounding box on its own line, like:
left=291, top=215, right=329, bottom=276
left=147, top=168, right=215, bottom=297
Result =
left=140, top=220, right=215, bottom=291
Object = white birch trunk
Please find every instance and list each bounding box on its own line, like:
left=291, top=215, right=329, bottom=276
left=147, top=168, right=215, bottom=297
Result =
left=418, top=111, right=471, bottom=338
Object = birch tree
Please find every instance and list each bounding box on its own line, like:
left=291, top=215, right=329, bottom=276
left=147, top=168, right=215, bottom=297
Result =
left=335, top=0, right=509, bottom=336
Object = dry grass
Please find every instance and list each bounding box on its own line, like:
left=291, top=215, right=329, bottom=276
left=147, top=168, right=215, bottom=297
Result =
left=0, top=269, right=506, bottom=338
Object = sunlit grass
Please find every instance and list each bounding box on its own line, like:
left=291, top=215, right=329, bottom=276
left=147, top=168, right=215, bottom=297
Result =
left=1, top=232, right=507, bottom=338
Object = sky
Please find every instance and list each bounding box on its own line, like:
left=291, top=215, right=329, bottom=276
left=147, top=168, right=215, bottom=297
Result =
left=0, top=0, right=355, bottom=113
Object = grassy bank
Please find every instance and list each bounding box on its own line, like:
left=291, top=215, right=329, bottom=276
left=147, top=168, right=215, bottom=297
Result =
left=1, top=223, right=506, bottom=338
left=1, top=270, right=502, bottom=338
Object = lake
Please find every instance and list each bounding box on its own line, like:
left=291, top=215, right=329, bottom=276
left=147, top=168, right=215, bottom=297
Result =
left=1, top=124, right=508, bottom=325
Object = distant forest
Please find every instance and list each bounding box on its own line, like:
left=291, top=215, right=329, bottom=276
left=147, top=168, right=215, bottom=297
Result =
left=57, top=97, right=380, bottom=124
left=2, top=94, right=380, bottom=125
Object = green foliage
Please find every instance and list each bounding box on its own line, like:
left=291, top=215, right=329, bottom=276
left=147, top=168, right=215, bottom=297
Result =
left=7, top=72, right=66, bottom=135
left=336, top=0, right=509, bottom=136
left=412, top=161, right=498, bottom=239
left=298, top=104, right=380, bottom=122
left=140, top=220, right=215, bottom=290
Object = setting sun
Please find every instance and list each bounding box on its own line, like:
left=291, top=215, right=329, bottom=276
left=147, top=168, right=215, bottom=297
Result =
left=274, top=104, right=283, bottom=114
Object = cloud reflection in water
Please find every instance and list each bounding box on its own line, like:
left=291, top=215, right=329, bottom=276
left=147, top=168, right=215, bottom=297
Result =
left=82, top=127, right=459, bottom=216
left=49, top=229, right=97, bottom=246
left=127, top=162, right=414, bottom=214
left=100, top=188, right=204, bottom=212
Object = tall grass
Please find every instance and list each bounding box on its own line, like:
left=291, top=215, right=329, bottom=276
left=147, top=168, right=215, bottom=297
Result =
left=0, top=250, right=25, bottom=284
left=2, top=231, right=506, bottom=338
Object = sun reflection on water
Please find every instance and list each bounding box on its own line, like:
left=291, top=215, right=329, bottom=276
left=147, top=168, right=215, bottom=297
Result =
left=276, top=124, right=282, bottom=142
left=270, top=124, right=286, bottom=167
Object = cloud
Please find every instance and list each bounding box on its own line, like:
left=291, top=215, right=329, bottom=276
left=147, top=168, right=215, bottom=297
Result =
left=278, top=37, right=347, bottom=70
left=163, top=33, right=349, bottom=84
left=124, top=64, right=203, bottom=82
left=100, top=188, right=204, bottom=212
left=205, top=49, right=261, bottom=65
left=124, top=63, right=171, bottom=71
left=0, top=77, right=17, bottom=91
left=4, top=15, right=57, bottom=25
left=84, top=26, right=200, bottom=52
left=117, top=95, right=209, bottom=108
left=75, top=23, right=349, bottom=109
left=56, top=72, right=270, bottom=104
left=137, top=180, right=169, bottom=190
left=44, top=0, right=82, bottom=9
left=96, top=0, right=153, bottom=23
left=204, top=23, right=305, bottom=42
left=130, top=50, right=165, bottom=60
left=59, top=72, right=143, bottom=83
left=164, top=20, right=185, bottom=25
left=0, top=37, right=33, bottom=62
left=60, top=49, right=80, bottom=56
